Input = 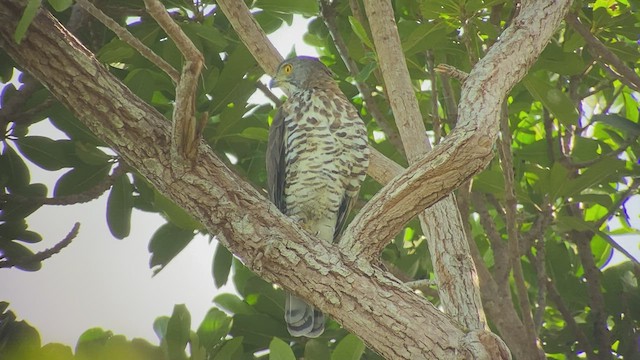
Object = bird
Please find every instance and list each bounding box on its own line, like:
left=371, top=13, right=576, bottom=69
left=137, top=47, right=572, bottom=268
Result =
left=266, top=56, right=369, bottom=337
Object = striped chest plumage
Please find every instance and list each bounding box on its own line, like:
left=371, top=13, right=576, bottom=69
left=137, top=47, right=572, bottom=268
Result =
left=281, top=88, right=369, bottom=242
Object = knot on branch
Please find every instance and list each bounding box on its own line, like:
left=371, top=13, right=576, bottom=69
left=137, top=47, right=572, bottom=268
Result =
left=460, top=329, right=511, bottom=360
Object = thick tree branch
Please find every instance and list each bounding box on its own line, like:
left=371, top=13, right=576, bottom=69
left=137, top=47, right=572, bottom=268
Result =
left=360, top=0, right=488, bottom=334
left=342, top=0, right=573, bottom=270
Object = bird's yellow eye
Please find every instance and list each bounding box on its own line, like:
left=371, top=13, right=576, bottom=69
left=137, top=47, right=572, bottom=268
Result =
left=283, top=63, right=293, bottom=74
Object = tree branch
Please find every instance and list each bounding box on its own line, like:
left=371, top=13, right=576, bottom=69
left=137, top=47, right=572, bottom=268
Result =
left=75, top=0, right=180, bottom=83
left=360, top=0, right=488, bottom=333
left=342, top=0, right=572, bottom=270
left=497, top=103, right=539, bottom=352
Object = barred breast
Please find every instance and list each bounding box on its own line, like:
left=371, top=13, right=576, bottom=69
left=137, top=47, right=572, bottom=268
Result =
left=282, top=88, right=369, bottom=243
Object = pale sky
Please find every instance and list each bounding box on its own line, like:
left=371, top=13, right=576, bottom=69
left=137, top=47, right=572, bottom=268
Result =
left=2, top=11, right=639, bottom=349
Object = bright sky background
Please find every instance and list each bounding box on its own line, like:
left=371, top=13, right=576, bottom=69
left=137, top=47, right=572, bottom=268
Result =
left=0, top=15, right=317, bottom=346
left=1, top=10, right=639, bottom=349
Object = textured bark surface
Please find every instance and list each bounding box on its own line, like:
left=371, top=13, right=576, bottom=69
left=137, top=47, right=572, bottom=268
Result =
left=0, top=0, right=573, bottom=358
left=362, top=0, right=486, bottom=332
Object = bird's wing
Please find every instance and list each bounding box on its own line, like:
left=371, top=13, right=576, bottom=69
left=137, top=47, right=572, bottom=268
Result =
left=333, top=189, right=358, bottom=242
left=266, top=108, right=287, bottom=212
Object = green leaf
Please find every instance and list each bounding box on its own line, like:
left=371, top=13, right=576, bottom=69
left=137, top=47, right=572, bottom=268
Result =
left=197, top=308, right=232, bottom=351
left=239, top=127, right=269, bottom=141
left=254, top=0, right=319, bottom=16
left=592, top=113, right=640, bottom=137
left=148, top=223, right=195, bottom=275
left=47, top=0, right=73, bottom=12
left=304, top=339, right=331, bottom=360
left=269, top=337, right=295, bottom=360
left=153, top=316, right=170, bottom=342
left=231, top=314, right=289, bottom=347
left=212, top=243, right=233, bottom=288
left=348, top=17, right=374, bottom=50
left=14, top=0, right=40, bottom=44
left=354, top=61, right=377, bottom=83
left=53, top=163, right=111, bottom=197
left=106, top=175, right=134, bottom=240
left=213, top=294, right=257, bottom=315
left=2, top=144, right=31, bottom=191
left=181, top=23, right=229, bottom=49
left=331, top=334, right=365, bottom=360
left=213, top=337, right=244, bottom=360
left=153, top=191, right=202, bottom=230
left=523, top=74, right=578, bottom=126
left=561, top=159, right=626, bottom=197
left=123, top=69, right=156, bottom=102
left=401, top=22, right=446, bottom=54
left=0, top=241, right=41, bottom=271
left=76, top=327, right=113, bottom=356
left=15, top=136, right=71, bottom=171
left=0, top=183, right=47, bottom=221
left=166, top=304, right=190, bottom=360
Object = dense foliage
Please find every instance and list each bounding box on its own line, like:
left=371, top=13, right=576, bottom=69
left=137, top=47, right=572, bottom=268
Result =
left=1, top=0, right=639, bottom=359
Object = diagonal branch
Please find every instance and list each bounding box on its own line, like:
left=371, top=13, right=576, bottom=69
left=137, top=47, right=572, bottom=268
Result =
left=565, top=13, right=640, bottom=92
left=75, top=0, right=180, bottom=83
left=360, top=0, right=488, bottom=333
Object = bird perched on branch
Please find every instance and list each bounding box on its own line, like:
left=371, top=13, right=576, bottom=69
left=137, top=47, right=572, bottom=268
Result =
left=266, top=56, right=369, bottom=337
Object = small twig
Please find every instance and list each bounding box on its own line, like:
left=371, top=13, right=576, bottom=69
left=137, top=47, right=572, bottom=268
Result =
left=75, top=0, right=180, bottom=83
left=319, top=0, right=406, bottom=157
left=144, top=0, right=203, bottom=162
left=565, top=13, right=640, bottom=93
left=255, top=81, right=281, bottom=106
left=546, top=278, right=596, bottom=359
left=438, top=69, right=459, bottom=128
left=497, top=102, right=538, bottom=347
left=425, top=51, right=442, bottom=144
left=0, top=223, right=81, bottom=269
left=471, top=192, right=509, bottom=281
left=573, top=228, right=612, bottom=357
left=406, top=279, right=438, bottom=289
left=435, top=64, right=469, bottom=83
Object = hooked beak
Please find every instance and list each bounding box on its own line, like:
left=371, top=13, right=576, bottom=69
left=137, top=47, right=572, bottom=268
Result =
left=269, top=77, right=279, bottom=89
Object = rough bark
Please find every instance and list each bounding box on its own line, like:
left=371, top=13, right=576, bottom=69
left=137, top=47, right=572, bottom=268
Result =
left=362, top=0, right=486, bottom=331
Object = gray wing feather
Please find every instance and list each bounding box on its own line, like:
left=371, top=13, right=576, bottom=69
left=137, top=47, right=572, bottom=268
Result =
left=333, top=193, right=357, bottom=242
left=266, top=108, right=286, bottom=212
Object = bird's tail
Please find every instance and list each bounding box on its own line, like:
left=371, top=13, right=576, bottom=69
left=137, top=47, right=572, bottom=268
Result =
left=285, top=293, right=324, bottom=338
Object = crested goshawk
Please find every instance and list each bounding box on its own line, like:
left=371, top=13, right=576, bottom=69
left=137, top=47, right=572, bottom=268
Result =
left=267, top=56, right=370, bottom=337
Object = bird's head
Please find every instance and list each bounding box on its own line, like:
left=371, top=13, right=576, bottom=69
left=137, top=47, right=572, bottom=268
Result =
left=269, top=56, right=334, bottom=94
